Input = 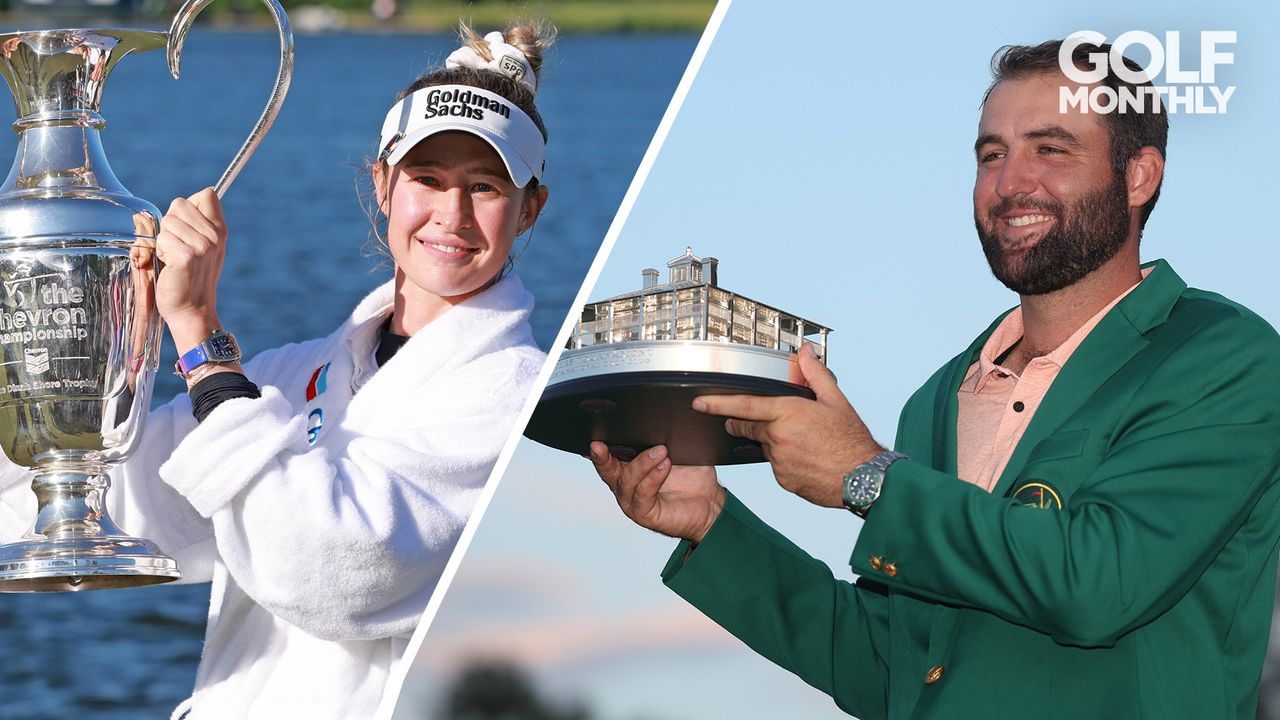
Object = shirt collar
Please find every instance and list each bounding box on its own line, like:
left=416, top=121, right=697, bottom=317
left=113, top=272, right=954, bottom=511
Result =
left=968, top=266, right=1152, bottom=394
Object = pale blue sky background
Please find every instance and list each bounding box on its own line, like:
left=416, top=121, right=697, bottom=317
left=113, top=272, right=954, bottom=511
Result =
left=398, top=1, right=1280, bottom=718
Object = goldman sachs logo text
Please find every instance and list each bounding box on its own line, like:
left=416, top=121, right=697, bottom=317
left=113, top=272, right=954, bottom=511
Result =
left=423, top=89, right=512, bottom=121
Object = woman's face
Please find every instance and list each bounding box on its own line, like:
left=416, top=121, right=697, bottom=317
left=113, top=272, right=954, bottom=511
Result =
left=377, top=131, right=545, bottom=312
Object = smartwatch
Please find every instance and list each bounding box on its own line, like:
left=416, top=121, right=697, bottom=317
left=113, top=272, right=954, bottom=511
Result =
left=175, top=329, right=242, bottom=379
left=842, top=450, right=908, bottom=518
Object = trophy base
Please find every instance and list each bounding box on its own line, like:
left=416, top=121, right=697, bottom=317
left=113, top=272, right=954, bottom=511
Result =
left=0, top=535, right=180, bottom=592
left=525, top=370, right=815, bottom=466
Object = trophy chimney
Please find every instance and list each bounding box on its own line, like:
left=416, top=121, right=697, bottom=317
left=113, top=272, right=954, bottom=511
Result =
left=666, top=246, right=705, bottom=284
left=641, top=268, right=659, bottom=289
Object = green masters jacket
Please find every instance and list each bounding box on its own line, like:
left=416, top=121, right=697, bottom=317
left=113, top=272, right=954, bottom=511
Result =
left=662, top=260, right=1280, bottom=719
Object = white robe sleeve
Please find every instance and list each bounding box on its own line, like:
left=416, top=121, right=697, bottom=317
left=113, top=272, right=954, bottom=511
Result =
left=110, top=392, right=217, bottom=584
left=0, top=459, right=33, bottom=542
left=157, top=344, right=542, bottom=642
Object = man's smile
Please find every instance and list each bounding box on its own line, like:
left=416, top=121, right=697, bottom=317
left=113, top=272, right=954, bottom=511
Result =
left=988, top=209, right=1057, bottom=250
left=1005, top=213, right=1055, bottom=227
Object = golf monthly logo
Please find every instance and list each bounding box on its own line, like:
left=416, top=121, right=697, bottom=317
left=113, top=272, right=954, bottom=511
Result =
left=1058, top=30, right=1236, bottom=115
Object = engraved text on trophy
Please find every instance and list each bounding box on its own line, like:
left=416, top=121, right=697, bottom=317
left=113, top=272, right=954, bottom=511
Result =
left=0, top=251, right=144, bottom=466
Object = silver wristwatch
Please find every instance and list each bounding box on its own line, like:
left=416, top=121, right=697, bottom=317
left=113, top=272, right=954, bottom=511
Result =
left=174, top=329, right=242, bottom=379
left=842, top=450, right=908, bottom=518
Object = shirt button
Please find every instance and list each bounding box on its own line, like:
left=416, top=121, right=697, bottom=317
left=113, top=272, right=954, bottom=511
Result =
left=1012, top=401, right=1025, bottom=412
left=869, top=556, right=883, bottom=570
left=883, top=562, right=898, bottom=578
left=925, top=665, right=945, bottom=684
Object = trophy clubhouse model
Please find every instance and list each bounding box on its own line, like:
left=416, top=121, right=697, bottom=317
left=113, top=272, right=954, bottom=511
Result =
left=526, top=248, right=832, bottom=466
left=0, top=0, right=293, bottom=591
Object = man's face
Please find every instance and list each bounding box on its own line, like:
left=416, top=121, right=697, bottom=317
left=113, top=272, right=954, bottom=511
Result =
left=973, top=73, right=1131, bottom=295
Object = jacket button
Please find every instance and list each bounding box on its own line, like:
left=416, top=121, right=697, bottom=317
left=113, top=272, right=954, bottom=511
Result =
left=883, top=562, right=898, bottom=578
left=869, top=556, right=882, bottom=570
left=924, top=665, right=945, bottom=684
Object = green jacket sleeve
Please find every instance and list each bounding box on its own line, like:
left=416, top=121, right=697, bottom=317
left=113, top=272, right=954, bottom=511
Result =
left=852, top=312, right=1280, bottom=648
left=662, top=491, right=891, bottom=719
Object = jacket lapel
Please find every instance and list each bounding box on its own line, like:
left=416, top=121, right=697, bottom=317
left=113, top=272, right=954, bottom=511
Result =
left=913, top=261, right=1186, bottom=708
left=932, top=311, right=1013, bottom=474
left=990, top=259, right=1187, bottom=497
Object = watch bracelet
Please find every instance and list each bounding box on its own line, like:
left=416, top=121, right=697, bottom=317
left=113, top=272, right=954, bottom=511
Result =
left=844, top=450, right=909, bottom=516
left=176, top=360, right=237, bottom=383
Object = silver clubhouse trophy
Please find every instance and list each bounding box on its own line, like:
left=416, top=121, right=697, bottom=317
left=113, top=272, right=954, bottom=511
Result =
left=525, top=248, right=833, bottom=466
left=0, top=0, right=293, bottom=591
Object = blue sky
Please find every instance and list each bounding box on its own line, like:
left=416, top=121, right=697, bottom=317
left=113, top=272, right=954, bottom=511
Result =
left=397, top=1, right=1280, bottom=718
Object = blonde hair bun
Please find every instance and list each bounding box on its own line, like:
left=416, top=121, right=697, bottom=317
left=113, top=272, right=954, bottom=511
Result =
left=459, top=20, right=557, bottom=89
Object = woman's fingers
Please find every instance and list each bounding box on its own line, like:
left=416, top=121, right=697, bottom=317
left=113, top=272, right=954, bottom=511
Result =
left=188, top=187, right=225, bottom=226
left=154, top=190, right=229, bottom=332
left=162, top=197, right=222, bottom=253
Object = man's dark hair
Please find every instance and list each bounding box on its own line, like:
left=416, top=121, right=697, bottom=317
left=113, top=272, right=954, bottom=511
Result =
left=983, top=40, right=1169, bottom=230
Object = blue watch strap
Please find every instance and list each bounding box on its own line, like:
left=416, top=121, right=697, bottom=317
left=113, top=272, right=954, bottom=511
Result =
left=176, top=343, right=210, bottom=374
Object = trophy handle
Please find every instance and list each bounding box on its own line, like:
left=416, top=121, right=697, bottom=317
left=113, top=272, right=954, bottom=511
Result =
left=165, top=0, right=295, bottom=198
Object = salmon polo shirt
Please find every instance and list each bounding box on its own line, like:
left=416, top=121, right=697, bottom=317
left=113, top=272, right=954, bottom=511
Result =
left=956, top=268, right=1150, bottom=490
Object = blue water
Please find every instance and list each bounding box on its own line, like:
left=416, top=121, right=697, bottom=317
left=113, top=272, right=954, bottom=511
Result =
left=0, top=29, right=696, bottom=718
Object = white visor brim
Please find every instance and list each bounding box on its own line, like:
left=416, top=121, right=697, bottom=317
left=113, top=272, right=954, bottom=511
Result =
left=379, top=85, right=545, bottom=188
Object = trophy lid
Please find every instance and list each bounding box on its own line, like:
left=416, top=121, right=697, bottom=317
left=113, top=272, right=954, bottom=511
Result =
left=0, top=31, right=166, bottom=246
left=570, top=246, right=832, bottom=358
left=526, top=249, right=834, bottom=465
left=0, top=29, right=166, bottom=122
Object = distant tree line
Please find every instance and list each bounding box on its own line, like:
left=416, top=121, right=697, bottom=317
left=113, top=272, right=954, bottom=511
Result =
left=440, top=660, right=592, bottom=720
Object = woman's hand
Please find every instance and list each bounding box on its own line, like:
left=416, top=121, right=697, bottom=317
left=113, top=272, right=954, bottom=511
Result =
left=590, top=442, right=726, bottom=544
left=155, top=188, right=227, bottom=353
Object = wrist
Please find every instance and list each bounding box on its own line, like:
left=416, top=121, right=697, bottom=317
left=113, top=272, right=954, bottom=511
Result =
left=167, top=311, right=222, bottom=354
left=182, top=362, right=244, bottom=390
left=842, top=449, right=907, bottom=518
left=689, top=485, right=727, bottom=545
left=824, top=443, right=885, bottom=509
left=174, top=327, right=243, bottom=383
left=851, top=442, right=887, bottom=469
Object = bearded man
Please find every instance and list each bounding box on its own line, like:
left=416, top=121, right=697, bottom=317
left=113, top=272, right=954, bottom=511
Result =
left=592, top=39, right=1280, bottom=719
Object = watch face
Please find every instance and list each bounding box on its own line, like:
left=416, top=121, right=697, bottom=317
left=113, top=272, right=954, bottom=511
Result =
left=846, top=467, right=880, bottom=507
left=208, top=335, right=238, bottom=360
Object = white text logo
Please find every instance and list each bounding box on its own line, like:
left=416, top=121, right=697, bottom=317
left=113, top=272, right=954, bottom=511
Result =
left=1059, top=30, right=1236, bottom=115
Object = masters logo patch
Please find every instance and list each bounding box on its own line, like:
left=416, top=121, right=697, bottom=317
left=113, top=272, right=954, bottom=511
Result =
left=1012, top=482, right=1063, bottom=509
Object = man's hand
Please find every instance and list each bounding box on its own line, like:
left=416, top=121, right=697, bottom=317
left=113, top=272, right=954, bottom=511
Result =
left=590, top=442, right=726, bottom=544
left=693, top=344, right=884, bottom=508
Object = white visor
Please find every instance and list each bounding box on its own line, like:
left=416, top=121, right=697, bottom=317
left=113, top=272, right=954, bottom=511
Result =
left=378, top=84, right=545, bottom=187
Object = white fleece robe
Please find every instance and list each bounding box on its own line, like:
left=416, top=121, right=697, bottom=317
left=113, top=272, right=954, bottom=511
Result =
left=0, top=275, right=545, bottom=719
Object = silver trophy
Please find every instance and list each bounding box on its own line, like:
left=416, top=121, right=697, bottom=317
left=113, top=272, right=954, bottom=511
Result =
left=526, top=248, right=832, bottom=466
left=0, top=0, right=292, bottom=591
